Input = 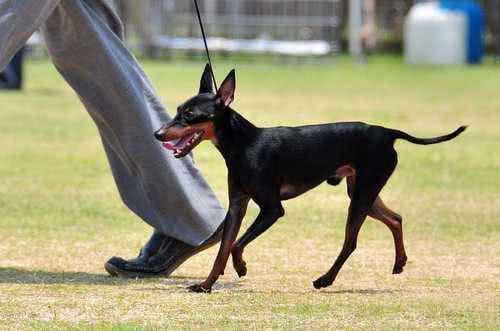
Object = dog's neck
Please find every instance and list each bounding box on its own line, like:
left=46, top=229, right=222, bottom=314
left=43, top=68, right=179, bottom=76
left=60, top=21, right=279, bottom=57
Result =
left=212, top=108, right=258, bottom=160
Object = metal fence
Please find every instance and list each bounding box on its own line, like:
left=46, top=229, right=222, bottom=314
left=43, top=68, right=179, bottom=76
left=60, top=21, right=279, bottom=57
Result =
left=26, top=0, right=500, bottom=57
left=118, top=0, right=343, bottom=56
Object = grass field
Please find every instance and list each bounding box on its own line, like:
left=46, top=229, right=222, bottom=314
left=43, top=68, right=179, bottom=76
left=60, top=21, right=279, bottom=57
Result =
left=0, top=57, right=499, bottom=329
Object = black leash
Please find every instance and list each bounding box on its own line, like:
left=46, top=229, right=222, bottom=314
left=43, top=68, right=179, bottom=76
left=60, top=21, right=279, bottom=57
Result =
left=193, top=0, right=218, bottom=91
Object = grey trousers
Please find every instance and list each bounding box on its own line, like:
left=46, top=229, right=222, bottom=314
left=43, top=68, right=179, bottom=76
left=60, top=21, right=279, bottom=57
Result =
left=0, top=0, right=225, bottom=246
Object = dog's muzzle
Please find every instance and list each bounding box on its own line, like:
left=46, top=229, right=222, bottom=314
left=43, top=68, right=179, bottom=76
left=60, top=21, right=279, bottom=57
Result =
left=154, top=123, right=205, bottom=158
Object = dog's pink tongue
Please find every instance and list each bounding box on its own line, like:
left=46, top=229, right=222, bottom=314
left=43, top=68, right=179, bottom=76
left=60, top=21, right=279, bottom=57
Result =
left=162, top=136, right=190, bottom=151
left=163, top=142, right=175, bottom=150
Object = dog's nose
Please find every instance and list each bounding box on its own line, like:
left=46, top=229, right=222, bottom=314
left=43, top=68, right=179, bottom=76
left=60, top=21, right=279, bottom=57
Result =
left=154, top=131, right=165, bottom=141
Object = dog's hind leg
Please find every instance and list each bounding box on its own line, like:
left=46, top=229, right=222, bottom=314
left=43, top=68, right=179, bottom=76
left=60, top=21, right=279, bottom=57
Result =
left=231, top=200, right=285, bottom=278
left=369, top=197, right=407, bottom=274
left=313, top=186, right=371, bottom=288
left=313, top=156, right=397, bottom=289
left=346, top=172, right=407, bottom=274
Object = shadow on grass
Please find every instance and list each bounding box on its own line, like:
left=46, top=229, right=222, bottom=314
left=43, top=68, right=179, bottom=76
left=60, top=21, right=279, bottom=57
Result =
left=323, top=288, right=398, bottom=295
left=0, top=268, right=385, bottom=294
left=234, top=287, right=398, bottom=295
left=130, top=274, right=243, bottom=292
left=0, top=267, right=132, bottom=285
left=0, top=267, right=242, bottom=291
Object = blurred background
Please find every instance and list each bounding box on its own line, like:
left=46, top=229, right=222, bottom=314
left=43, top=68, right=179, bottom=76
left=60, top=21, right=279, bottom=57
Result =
left=17, top=0, right=500, bottom=63
left=2, top=0, right=496, bottom=90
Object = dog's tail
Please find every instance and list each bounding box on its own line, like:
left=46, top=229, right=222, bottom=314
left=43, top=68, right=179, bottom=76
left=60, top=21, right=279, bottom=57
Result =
left=389, top=126, right=467, bottom=145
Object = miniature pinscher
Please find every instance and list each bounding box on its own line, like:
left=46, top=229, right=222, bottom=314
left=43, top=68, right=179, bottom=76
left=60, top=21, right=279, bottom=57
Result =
left=154, top=64, right=466, bottom=293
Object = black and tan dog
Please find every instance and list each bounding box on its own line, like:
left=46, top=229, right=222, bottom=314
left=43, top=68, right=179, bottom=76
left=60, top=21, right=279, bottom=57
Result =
left=154, top=65, right=466, bottom=293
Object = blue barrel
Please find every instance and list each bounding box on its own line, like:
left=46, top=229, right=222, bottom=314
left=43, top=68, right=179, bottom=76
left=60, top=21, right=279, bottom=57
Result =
left=440, top=0, right=485, bottom=64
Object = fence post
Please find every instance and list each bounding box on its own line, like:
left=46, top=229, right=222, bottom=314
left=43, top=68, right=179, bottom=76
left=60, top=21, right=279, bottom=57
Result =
left=206, top=0, right=216, bottom=35
left=349, top=0, right=363, bottom=57
left=138, top=1, right=154, bottom=57
left=362, top=0, right=376, bottom=51
left=229, top=0, right=243, bottom=38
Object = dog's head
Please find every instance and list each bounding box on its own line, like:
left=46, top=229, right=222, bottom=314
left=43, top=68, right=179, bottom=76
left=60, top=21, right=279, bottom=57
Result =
left=154, top=64, right=236, bottom=158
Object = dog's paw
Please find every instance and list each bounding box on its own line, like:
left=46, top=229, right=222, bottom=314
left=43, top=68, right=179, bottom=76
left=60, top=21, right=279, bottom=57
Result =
left=187, top=283, right=212, bottom=293
left=313, top=276, right=332, bottom=289
left=392, top=256, right=407, bottom=274
left=234, top=263, right=247, bottom=278
left=231, top=247, right=247, bottom=278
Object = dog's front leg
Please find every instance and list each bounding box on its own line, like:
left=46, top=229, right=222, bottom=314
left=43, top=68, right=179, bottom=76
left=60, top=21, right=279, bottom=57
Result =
left=188, top=188, right=249, bottom=293
left=231, top=205, right=285, bottom=278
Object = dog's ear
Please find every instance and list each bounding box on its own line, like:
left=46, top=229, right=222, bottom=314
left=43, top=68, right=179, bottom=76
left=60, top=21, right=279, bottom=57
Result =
left=199, top=63, right=214, bottom=94
left=216, top=69, right=236, bottom=107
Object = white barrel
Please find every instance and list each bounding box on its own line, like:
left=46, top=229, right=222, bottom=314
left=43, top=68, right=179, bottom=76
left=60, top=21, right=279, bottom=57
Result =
left=404, top=2, right=467, bottom=65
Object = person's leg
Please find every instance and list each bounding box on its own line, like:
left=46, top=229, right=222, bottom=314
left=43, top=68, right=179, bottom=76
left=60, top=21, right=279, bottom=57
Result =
left=41, top=0, right=225, bottom=276
left=0, top=48, right=24, bottom=90
left=0, top=0, right=167, bottom=269
left=0, top=0, right=60, bottom=70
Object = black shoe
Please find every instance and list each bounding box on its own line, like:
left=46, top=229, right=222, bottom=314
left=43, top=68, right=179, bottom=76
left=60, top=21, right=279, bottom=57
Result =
left=105, top=225, right=223, bottom=278
left=104, top=231, right=170, bottom=277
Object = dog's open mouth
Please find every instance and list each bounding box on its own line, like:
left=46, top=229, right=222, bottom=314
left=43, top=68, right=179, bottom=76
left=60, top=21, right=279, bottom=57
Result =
left=162, top=129, right=204, bottom=158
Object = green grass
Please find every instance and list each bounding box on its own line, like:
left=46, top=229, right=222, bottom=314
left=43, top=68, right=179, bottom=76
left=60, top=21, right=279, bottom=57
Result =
left=0, top=56, right=499, bottom=329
